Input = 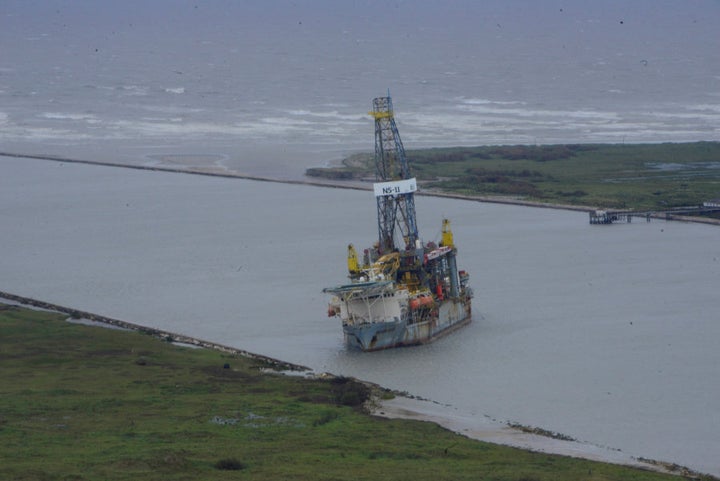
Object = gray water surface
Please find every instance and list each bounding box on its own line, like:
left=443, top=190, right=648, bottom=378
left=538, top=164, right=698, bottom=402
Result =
left=2, top=156, right=718, bottom=475
left=2, top=1, right=719, bottom=178
left=3, top=1, right=720, bottom=474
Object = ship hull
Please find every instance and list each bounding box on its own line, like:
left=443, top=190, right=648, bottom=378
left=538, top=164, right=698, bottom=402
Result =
left=343, top=298, right=472, bottom=351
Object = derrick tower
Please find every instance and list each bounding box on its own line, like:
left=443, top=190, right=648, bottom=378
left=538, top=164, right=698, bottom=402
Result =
left=370, top=95, right=419, bottom=254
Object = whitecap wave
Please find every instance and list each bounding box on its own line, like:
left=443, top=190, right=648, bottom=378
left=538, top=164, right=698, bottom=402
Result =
left=454, top=103, right=621, bottom=121
left=285, top=109, right=366, bottom=122
left=0, top=125, right=93, bottom=141
left=119, top=85, right=149, bottom=95
left=457, top=97, right=527, bottom=106
left=685, top=103, right=720, bottom=113
left=39, top=112, right=98, bottom=121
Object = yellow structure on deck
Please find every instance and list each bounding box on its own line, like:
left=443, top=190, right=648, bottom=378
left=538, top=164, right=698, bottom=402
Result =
left=370, top=252, right=400, bottom=280
left=347, top=244, right=360, bottom=274
left=441, top=218, right=454, bottom=248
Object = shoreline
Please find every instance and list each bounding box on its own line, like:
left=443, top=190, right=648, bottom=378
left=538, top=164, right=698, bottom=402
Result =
left=0, top=290, right=309, bottom=372
left=3, top=151, right=719, bottom=226
left=1, top=289, right=711, bottom=478
left=373, top=396, right=703, bottom=478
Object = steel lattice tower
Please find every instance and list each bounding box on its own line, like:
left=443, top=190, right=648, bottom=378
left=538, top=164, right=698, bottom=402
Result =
left=370, top=95, right=419, bottom=254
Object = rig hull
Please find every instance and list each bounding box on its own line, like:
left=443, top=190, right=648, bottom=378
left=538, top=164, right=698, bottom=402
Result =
left=325, top=276, right=473, bottom=352
left=342, top=298, right=472, bottom=351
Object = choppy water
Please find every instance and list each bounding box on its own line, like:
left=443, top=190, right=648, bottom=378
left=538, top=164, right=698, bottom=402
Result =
left=1, top=1, right=719, bottom=180
left=2, top=156, right=719, bottom=475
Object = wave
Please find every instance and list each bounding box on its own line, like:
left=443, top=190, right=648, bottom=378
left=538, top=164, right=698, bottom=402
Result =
left=284, top=109, right=366, bottom=123
left=39, top=112, right=98, bottom=121
left=118, top=85, right=149, bottom=96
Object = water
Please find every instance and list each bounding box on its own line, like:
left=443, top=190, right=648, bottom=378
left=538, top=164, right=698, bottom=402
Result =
left=1, top=1, right=719, bottom=180
left=2, top=0, right=720, bottom=474
left=1, top=156, right=719, bottom=475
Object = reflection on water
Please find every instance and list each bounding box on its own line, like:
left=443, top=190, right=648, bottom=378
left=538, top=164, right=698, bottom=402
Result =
left=1, top=156, right=719, bottom=475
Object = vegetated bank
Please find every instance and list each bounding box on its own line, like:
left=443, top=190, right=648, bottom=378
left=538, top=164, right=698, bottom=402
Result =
left=7, top=144, right=719, bottom=222
left=2, top=301, right=712, bottom=481
left=306, top=142, right=720, bottom=214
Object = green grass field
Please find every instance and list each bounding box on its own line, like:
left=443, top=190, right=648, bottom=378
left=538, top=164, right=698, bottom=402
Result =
left=306, top=142, right=720, bottom=210
left=0, top=303, right=711, bottom=480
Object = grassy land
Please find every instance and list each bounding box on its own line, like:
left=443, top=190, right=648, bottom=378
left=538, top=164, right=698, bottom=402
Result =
left=306, top=142, right=720, bottom=211
left=0, top=303, right=710, bottom=481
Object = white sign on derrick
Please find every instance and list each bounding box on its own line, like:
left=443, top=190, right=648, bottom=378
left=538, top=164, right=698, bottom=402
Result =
left=373, top=178, right=417, bottom=197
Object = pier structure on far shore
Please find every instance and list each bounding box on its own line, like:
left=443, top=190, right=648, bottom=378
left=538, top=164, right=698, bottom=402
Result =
left=589, top=204, right=720, bottom=225
left=589, top=210, right=650, bottom=224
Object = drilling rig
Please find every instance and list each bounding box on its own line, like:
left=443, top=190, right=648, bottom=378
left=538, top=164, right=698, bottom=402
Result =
left=324, top=94, right=473, bottom=351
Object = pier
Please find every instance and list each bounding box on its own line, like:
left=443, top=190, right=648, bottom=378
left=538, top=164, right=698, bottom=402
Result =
left=589, top=210, right=651, bottom=224
left=589, top=205, right=720, bottom=225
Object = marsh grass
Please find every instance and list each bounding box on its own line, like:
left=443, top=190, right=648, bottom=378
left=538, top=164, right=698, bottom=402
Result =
left=0, top=303, right=707, bottom=480
left=307, top=142, right=720, bottom=210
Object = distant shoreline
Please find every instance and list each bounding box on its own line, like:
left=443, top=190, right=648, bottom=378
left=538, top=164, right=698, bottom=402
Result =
left=3, top=151, right=719, bottom=226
